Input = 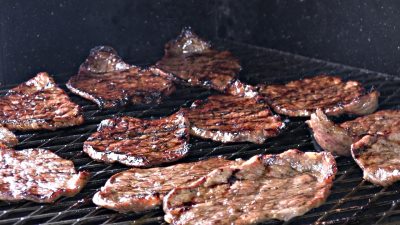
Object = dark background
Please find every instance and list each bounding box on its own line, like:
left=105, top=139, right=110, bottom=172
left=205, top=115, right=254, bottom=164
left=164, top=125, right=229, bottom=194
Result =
left=1, top=0, right=400, bottom=85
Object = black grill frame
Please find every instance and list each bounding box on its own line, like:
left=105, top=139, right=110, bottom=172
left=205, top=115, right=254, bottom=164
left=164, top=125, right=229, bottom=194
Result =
left=1, top=39, right=400, bottom=225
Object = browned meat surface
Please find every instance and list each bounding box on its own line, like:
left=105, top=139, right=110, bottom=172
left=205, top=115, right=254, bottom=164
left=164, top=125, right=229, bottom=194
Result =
left=163, top=149, right=336, bottom=224
left=156, top=28, right=257, bottom=98
left=352, top=133, right=400, bottom=186
left=186, top=95, right=284, bottom=144
left=84, top=111, right=189, bottom=167
left=0, top=72, right=84, bottom=131
left=93, top=157, right=242, bottom=212
left=307, top=109, right=400, bottom=156
left=258, top=75, right=379, bottom=117
left=67, top=46, right=176, bottom=109
left=0, top=126, right=18, bottom=147
left=0, top=148, right=89, bottom=203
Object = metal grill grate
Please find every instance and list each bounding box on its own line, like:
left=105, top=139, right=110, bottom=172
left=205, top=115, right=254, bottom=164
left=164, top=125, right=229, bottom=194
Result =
left=1, top=40, right=400, bottom=225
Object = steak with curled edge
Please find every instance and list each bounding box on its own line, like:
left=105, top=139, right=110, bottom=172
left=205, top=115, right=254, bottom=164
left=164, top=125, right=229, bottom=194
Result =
left=307, top=109, right=400, bottom=156
left=258, top=75, right=379, bottom=117
left=185, top=94, right=284, bottom=144
left=156, top=28, right=257, bottom=98
left=67, top=46, right=176, bottom=109
left=83, top=111, right=189, bottom=167
left=0, top=72, right=84, bottom=131
left=93, top=157, right=242, bottom=212
left=163, top=149, right=336, bottom=224
left=0, top=148, right=89, bottom=203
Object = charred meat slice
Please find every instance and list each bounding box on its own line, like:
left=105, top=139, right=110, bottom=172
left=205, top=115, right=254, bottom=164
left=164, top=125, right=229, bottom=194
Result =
left=84, top=111, right=189, bottom=167
left=93, top=157, right=242, bottom=212
left=156, top=28, right=257, bottom=98
left=67, top=46, right=176, bottom=109
left=307, top=109, right=400, bottom=156
left=0, top=148, right=89, bottom=203
left=258, top=75, right=379, bottom=117
left=352, top=133, right=400, bottom=186
left=0, top=72, right=84, bottom=131
left=186, top=95, right=284, bottom=144
left=163, top=149, right=336, bottom=224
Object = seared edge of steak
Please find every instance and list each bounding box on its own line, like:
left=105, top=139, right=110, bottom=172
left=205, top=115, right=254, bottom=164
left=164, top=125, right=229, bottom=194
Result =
left=187, top=95, right=284, bottom=144
left=92, top=157, right=242, bottom=212
left=0, top=148, right=90, bottom=203
left=0, top=126, right=18, bottom=147
left=83, top=110, right=190, bottom=167
left=306, top=109, right=353, bottom=156
left=343, top=90, right=380, bottom=116
left=351, top=133, right=400, bottom=186
left=0, top=72, right=84, bottom=131
left=163, top=149, right=336, bottom=224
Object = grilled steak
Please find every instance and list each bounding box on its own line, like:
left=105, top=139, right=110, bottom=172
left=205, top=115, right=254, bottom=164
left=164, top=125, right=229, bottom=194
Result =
left=0, top=148, right=89, bottom=203
left=156, top=28, right=257, bottom=98
left=93, top=157, right=242, bottom=212
left=67, top=46, right=176, bottom=109
left=163, top=149, right=337, bottom=224
left=307, top=109, right=400, bottom=156
left=0, top=72, right=84, bottom=131
left=185, top=94, right=284, bottom=144
left=258, top=75, right=379, bottom=117
left=352, top=133, right=400, bottom=186
left=84, top=111, right=189, bottom=167
left=0, top=126, right=18, bottom=147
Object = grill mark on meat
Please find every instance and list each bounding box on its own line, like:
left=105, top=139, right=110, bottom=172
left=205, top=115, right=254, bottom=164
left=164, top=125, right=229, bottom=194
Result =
left=352, top=133, right=400, bottom=186
left=0, top=72, right=84, bottom=131
left=258, top=75, right=379, bottom=117
left=185, top=94, right=284, bottom=144
left=307, top=109, right=400, bottom=156
left=163, top=149, right=337, bottom=224
left=0, top=148, right=89, bottom=203
left=83, top=111, right=189, bottom=167
left=92, top=157, right=242, bottom=212
left=156, top=27, right=258, bottom=98
left=67, top=46, right=176, bottom=109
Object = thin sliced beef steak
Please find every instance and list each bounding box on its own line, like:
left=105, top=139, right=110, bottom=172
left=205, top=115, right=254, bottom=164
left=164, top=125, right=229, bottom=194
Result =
left=67, top=46, right=176, bottom=109
left=352, top=133, right=400, bottom=186
left=185, top=95, right=284, bottom=144
left=0, top=72, right=84, bottom=131
left=156, top=28, right=257, bottom=98
left=0, top=126, right=18, bottom=147
left=84, top=111, right=189, bottom=167
left=258, top=75, right=379, bottom=117
left=93, top=157, right=242, bottom=212
left=307, top=109, right=400, bottom=156
left=163, top=149, right=336, bottom=224
left=0, top=148, right=89, bottom=203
